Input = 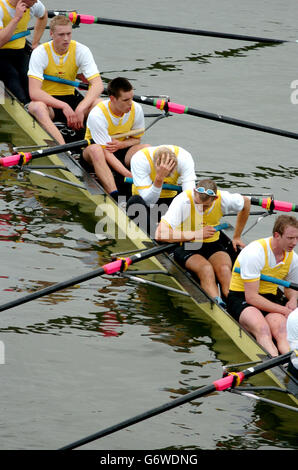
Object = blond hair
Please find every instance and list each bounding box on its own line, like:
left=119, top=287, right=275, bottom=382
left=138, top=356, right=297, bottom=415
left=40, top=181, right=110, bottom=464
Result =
left=153, top=146, right=178, bottom=169
left=50, top=15, right=72, bottom=32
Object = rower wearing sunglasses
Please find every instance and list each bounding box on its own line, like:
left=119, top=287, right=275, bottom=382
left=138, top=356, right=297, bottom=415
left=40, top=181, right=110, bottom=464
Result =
left=155, top=178, right=251, bottom=307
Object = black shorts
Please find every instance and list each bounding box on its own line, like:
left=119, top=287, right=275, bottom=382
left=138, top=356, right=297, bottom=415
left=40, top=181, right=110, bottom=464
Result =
left=174, top=231, right=228, bottom=267
left=52, top=93, right=84, bottom=122
left=226, top=290, right=286, bottom=322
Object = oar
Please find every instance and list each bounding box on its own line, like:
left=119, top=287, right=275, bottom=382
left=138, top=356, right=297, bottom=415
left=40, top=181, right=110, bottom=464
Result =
left=47, top=10, right=291, bottom=45
left=124, top=176, right=182, bottom=193
left=132, top=95, right=298, bottom=141
left=0, top=243, right=177, bottom=313
left=58, top=351, right=294, bottom=450
left=0, top=139, right=92, bottom=167
left=250, top=196, right=298, bottom=213
left=41, top=76, right=298, bottom=141
left=234, top=267, right=298, bottom=291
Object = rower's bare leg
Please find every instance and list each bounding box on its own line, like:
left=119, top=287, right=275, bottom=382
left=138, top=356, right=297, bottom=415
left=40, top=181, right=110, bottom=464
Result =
left=209, top=251, right=232, bottom=298
left=239, top=307, right=279, bottom=356
left=185, top=253, right=219, bottom=298
left=82, top=145, right=117, bottom=193
left=28, top=101, right=66, bottom=145
left=266, top=313, right=290, bottom=354
left=124, top=144, right=150, bottom=167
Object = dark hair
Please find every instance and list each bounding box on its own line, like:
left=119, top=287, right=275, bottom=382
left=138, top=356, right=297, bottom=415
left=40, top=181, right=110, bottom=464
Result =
left=107, top=77, right=133, bottom=98
left=273, top=215, right=298, bottom=236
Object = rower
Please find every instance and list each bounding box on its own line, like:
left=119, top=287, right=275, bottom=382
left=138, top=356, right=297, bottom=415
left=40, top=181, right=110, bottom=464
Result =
left=126, top=145, right=196, bottom=236
left=27, top=15, right=103, bottom=144
left=227, top=215, right=298, bottom=357
left=155, top=178, right=251, bottom=307
left=82, top=76, right=150, bottom=201
left=0, top=0, right=47, bottom=105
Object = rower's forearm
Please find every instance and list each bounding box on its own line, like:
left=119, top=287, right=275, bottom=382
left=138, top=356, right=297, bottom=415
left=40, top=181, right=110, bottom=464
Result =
left=31, top=13, right=48, bottom=47
left=29, top=87, right=65, bottom=109
left=233, top=198, right=251, bottom=239
left=104, top=150, right=131, bottom=177
left=78, top=80, right=104, bottom=112
left=120, top=137, right=141, bottom=149
left=0, top=18, right=19, bottom=47
left=155, top=224, right=195, bottom=243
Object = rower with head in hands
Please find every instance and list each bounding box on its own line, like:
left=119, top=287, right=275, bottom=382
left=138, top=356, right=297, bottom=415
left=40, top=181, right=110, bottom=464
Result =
left=27, top=15, right=103, bottom=144
left=155, top=178, right=251, bottom=307
left=227, top=215, right=298, bottom=356
left=0, top=0, right=47, bottom=105
left=126, top=144, right=196, bottom=236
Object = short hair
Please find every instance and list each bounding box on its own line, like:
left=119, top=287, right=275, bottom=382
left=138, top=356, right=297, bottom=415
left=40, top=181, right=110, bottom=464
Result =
left=107, top=77, right=133, bottom=98
left=153, top=146, right=178, bottom=169
left=273, top=215, right=298, bottom=236
left=50, top=15, right=72, bottom=32
left=195, top=179, right=218, bottom=202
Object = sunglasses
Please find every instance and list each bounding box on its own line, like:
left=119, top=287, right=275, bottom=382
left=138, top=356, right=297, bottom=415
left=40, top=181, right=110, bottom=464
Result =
left=194, top=187, right=217, bottom=197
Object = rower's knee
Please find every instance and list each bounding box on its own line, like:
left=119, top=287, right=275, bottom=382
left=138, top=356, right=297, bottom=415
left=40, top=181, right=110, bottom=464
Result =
left=83, top=144, right=104, bottom=165
left=28, top=100, right=48, bottom=118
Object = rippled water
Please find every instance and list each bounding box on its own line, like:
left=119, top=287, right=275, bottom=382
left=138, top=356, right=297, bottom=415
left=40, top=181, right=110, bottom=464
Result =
left=0, top=0, right=297, bottom=451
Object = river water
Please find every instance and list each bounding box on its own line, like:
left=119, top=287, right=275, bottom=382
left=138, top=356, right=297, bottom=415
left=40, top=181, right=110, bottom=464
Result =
left=0, top=0, right=297, bottom=451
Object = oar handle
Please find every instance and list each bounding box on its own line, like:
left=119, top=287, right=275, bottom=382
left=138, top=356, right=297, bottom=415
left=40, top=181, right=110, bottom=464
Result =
left=250, top=196, right=298, bottom=213
left=124, top=177, right=182, bottom=192
left=43, top=74, right=89, bottom=90
left=0, top=139, right=91, bottom=167
left=234, top=267, right=298, bottom=290
left=9, top=30, right=31, bottom=42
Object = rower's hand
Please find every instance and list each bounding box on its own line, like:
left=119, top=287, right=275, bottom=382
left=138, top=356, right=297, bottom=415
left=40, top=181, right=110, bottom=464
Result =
left=105, top=139, right=124, bottom=153
left=155, top=153, right=176, bottom=180
left=193, top=225, right=216, bottom=240
left=15, top=1, right=28, bottom=20
left=62, top=103, right=82, bottom=130
left=232, top=237, right=245, bottom=251
left=285, top=298, right=297, bottom=312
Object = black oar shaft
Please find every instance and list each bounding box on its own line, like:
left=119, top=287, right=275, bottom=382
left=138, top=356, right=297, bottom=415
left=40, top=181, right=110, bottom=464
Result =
left=0, top=243, right=176, bottom=313
left=133, top=94, right=298, bottom=140
left=47, top=11, right=287, bottom=44
left=92, top=17, right=286, bottom=44
left=58, top=351, right=292, bottom=450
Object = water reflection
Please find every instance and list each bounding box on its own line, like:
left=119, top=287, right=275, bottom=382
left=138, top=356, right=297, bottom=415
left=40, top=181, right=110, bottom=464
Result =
left=102, top=42, right=271, bottom=76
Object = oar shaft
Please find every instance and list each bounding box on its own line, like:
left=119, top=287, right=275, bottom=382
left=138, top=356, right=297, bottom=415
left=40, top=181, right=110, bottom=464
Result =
left=47, top=11, right=287, bottom=44
left=233, top=267, right=298, bottom=290
left=58, top=351, right=292, bottom=450
left=135, top=95, right=298, bottom=140
left=0, top=244, right=177, bottom=312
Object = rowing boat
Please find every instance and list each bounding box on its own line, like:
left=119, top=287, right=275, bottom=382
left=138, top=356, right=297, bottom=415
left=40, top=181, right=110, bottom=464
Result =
left=0, top=85, right=297, bottom=407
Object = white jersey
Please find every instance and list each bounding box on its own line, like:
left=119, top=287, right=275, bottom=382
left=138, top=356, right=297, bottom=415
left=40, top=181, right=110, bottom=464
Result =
left=28, top=40, right=99, bottom=81
left=131, top=145, right=196, bottom=205
left=0, top=0, right=45, bottom=26
left=162, top=190, right=244, bottom=230
left=86, top=99, right=145, bottom=146
left=287, top=308, right=298, bottom=350
left=235, top=237, right=298, bottom=283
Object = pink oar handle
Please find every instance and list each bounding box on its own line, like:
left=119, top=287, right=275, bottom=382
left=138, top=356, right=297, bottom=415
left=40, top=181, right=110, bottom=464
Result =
left=155, top=99, right=186, bottom=114
left=0, top=152, right=32, bottom=167
left=69, top=12, right=95, bottom=24
left=103, top=258, right=132, bottom=275
left=213, top=372, right=245, bottom=391
left=261, top=198, right=293, bottom=212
